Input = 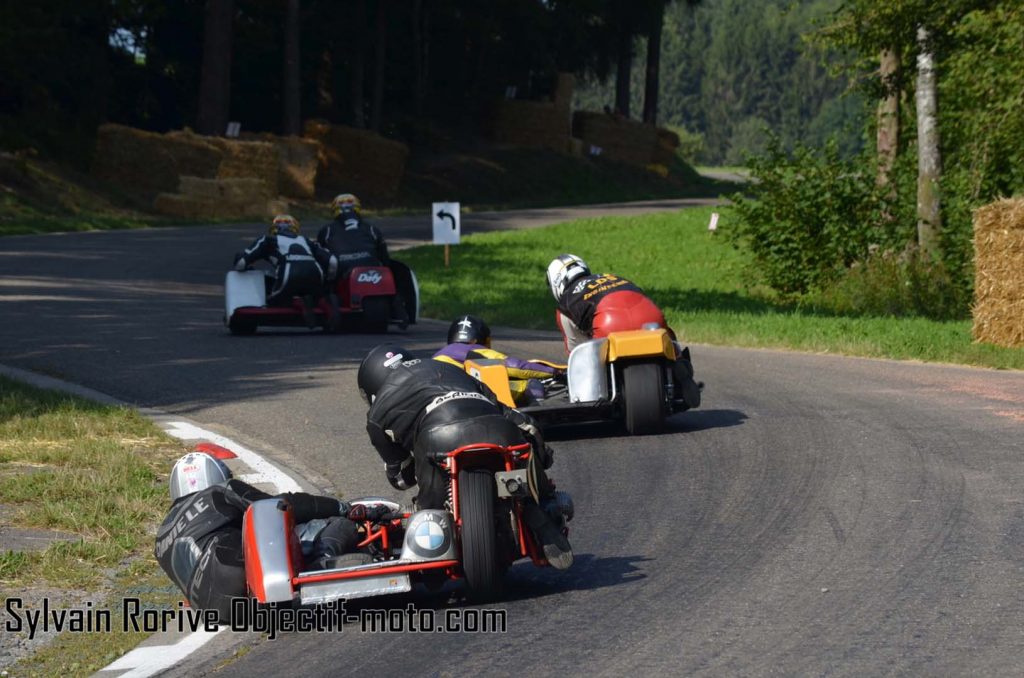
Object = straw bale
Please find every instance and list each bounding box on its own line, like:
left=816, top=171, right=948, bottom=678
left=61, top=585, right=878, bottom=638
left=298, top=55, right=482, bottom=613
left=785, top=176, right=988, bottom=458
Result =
left=572, top=112, right=661, bottom=167
left=94, top=124, right=222, bottom=197
left=303, top=120, right=409, bottom=200
left=153, top=190, right=284, bottom=220
left=972, top=198, right=1024, bottom=347
left=242, top=133, right=321, bottom=199
left=178, top=176, right=271, bottom=202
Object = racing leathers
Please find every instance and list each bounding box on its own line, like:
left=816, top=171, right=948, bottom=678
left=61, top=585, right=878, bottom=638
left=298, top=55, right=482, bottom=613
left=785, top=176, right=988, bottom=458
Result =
left=365, top=358, right=573, bottom=568
left=154, top=480, right=358, bottom=621
left=234, top=232, right=336, bottom=306
left=432, top=343, right=563, bottom=406
left=555, top=272, right=701, bottom=409
left=317, top=215, right=389, bottom=277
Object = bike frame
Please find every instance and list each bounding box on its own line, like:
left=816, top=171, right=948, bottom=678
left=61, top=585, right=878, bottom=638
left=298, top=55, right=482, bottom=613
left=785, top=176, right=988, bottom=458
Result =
left=436, top=442, right=547, bottom=566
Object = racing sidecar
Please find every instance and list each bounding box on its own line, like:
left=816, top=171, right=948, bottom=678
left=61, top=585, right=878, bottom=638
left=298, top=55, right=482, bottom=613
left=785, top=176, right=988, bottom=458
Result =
left=243, top=442, right=566, bottom=605
left=467, top=326, right=689, bottom=434
left=224, top=260, right=419, bottom=335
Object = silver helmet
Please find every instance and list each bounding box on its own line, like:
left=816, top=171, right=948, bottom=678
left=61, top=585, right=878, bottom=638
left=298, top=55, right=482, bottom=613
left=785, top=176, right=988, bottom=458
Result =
left=169, top=452, right=232, bottom=501
left=546, top=253, right=590, bottom=301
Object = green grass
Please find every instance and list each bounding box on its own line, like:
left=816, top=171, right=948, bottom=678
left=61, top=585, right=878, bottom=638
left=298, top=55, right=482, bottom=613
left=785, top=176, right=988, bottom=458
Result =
left=0, top=377, right=184, bottom=588
left=0, top=376, right=188, bottom=675
left=398, top=206, right=1024, bottom=370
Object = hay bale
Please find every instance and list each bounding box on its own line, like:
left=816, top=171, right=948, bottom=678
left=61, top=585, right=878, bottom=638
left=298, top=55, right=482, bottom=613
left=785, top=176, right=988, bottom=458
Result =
left=572, top=112, right=660, bottom=167
left=973, top=198, right=1024, bottom=347
left=153, top=188, right=284, bottom=220
left=94, top=124, right=222, bottom=197
left=178, top=176, right=272, bottom=202
left=243, top=133, right=320, bottom=199
left=491, top=99, right=571, bottom=152
left=303, top=120, right=409, bottom=201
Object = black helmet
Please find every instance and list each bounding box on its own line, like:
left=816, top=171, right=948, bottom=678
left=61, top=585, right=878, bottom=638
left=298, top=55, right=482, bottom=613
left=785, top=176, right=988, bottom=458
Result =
left=447, top=315, right=491, bottom=348
left=357, top=344, right=410, bottom=404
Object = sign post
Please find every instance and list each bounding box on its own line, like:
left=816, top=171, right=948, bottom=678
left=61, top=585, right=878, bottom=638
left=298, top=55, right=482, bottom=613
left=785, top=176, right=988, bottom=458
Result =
left=432, top=202, right=461, bottom=268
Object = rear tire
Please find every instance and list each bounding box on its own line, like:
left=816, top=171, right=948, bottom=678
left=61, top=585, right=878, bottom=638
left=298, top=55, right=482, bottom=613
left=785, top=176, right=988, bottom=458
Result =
left=622, top=360, right=667, bottom=435
left=459, top=469, right=503, bottom=602
left=360, top=296, right=390, bottom=334
left=228, top=315, right=257, bottom=335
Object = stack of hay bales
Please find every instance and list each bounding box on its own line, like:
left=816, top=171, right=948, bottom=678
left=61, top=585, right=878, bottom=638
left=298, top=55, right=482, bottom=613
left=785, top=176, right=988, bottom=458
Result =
left=491, top=73, right=575, bottom=153
left=973, top=198, right=1024, bottom=347
left=572, top=112, right=679, bottom=169
left=242, top=133, right=320, bottom=199
left=303, top=120, right=409, bottom=202
left=153, top=176, right=286, bottom=220
left=93, top=124, right=292, bottom=219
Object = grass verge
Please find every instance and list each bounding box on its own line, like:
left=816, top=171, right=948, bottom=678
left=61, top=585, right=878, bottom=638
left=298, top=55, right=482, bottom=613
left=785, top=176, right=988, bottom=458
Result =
left=397, top=206, right=1024, bottom=370
left=0, top=376, right=187, bottom=675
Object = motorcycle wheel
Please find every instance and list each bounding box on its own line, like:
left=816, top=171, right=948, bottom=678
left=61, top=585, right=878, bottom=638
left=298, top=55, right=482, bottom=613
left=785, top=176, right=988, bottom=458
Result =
left=360, top=296, right=390, bottom=334
left=622, top=360, right=667, bottom=435
left=228, top=315, right=258, bottom=336
left=459, top=469, right=504, bottom=602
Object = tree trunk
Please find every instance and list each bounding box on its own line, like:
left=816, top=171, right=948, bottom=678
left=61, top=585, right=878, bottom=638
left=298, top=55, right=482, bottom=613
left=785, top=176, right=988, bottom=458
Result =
left=411, top=0, right=423, bottom=118
left=642, top=1, right=665, bottom=125
left=614, top=26, right=632, bottom=117
left=316, top=48, right=335, bottom=117
left=370, top=0, right=387, bottom=132
left=876, top=47, right=900, bottom=189
left=350, top=0, right=366, bottom=128
left=282, top=0, right=301, bottom=136
left=915, top=26, right=942, bottom=260
left=196, top=0, right=234, bottom=136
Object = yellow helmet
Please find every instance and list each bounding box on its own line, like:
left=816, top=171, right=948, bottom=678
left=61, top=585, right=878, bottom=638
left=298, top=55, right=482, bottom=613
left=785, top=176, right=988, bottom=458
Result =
left=269, top=214, right=300, bottom=236
left=331, top=193, right=361, bottom=218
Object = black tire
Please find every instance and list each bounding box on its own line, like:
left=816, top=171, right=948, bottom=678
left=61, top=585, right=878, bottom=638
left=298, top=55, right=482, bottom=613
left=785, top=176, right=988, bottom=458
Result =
left=622, top=360, right=667, bottom=435
left=360, top=296, right=390, bottom=334
left=458, top=469, right=504, bottom=602
left=228, top=315, right=257, bottom=335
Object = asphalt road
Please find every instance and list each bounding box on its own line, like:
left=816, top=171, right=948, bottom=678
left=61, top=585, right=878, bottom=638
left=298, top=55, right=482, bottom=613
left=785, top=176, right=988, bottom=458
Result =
left=2, top=201, right=1023, bottom=676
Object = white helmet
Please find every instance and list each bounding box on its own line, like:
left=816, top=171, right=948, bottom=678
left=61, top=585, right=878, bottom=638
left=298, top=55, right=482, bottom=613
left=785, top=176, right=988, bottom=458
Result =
left=546, top=254, right=590, bottom=301
left=169, top=452, right=232, bottom=501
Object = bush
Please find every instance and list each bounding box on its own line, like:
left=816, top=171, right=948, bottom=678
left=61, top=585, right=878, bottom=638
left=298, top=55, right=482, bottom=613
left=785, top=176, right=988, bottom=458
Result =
left=802, top=247, right=969, bottom=320
left=666, top=125, right=705, bottom=164
left=730, top=138, right=910, bottom=295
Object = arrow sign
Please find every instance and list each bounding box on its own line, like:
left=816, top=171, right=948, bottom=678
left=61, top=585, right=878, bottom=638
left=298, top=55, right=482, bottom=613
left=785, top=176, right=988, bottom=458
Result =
left=432, top=202, right=461, bottom=245
left=437, top=210, right=457, bottom=230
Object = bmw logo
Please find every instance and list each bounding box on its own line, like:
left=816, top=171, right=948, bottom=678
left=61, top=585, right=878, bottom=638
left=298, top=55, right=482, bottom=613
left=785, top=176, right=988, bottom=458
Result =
left=406, top=511, right=451, bottom=557
left=415, top=521, right=445, bottom=550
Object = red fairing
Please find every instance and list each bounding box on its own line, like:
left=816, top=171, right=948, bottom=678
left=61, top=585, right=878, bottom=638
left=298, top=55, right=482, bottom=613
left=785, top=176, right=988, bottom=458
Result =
left=591, top=290, right=666, bottom=338
left=338, top=266, right=396, bottom=303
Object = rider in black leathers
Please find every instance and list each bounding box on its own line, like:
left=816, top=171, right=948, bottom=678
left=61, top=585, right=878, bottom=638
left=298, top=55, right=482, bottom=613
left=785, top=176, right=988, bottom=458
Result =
left=317, top=193, right=389, bottom=275
left=357, top=344, right=574, bottom=569
left=234, top=214, right=337, bottom=327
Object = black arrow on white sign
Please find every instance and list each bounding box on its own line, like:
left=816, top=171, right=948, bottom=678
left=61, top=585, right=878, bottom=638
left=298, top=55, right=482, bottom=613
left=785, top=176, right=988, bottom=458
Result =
left=436, top=210, right=457, bottom=230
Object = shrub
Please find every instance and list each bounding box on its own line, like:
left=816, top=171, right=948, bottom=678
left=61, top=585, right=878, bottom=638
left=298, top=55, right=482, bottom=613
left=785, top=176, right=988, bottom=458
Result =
left=802, top=247, right=969, bottom=320
left=729, top=137, right=911, bottom=295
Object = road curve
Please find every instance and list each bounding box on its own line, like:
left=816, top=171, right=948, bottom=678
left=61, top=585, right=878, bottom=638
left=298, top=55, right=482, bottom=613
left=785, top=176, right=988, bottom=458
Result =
left=1, top=205, right=1023, bottom=676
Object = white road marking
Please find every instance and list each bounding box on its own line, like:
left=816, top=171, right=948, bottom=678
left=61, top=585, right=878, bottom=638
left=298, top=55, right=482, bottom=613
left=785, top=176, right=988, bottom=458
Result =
left=98, top=629, right=223, bottom=677
left=163, top=421, right=302, bottom=493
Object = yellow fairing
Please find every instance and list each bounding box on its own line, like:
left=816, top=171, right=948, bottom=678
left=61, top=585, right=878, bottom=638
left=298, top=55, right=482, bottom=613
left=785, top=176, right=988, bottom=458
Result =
left=464, top=358, right=517, bottom=408
left=606, top=329, right=675, bottom=362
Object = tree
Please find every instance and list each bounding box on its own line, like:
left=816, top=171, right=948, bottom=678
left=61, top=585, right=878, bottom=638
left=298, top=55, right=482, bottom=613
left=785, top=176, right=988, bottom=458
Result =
left=370, top=0, right=387, bottom=133
left=282, top=0, right=300, bottom=136
left=196, top=0, right=234, bottom=136
left=914, top=26, right=941, bottom=260
left=875, top=48, right=900, bottom=188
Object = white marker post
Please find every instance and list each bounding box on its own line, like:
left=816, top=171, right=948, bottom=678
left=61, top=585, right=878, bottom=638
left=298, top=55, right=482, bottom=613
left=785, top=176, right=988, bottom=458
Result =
left=432, top=201, right=461, bottom=267
left=708, top=211, right=720, bottom=233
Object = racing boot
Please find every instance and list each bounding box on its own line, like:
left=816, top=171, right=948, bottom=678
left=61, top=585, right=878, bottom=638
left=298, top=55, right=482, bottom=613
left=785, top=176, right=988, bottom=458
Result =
left=391, top=297, right=410, bottom=331
left=326, top=293, right=342, bottom=333
left=522, top=502, right=573, bottom=571
left=672, top=345, right=703, bottom=409
left=541, top=490, right=574, bottom=524
left=301, top=295, right=318, bottom=329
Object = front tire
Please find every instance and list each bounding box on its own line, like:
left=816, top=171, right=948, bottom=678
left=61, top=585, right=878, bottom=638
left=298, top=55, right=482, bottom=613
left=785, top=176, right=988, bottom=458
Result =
left=622, top=360, right=667, bottom=435
left=459, top=469, right=503, bottom=602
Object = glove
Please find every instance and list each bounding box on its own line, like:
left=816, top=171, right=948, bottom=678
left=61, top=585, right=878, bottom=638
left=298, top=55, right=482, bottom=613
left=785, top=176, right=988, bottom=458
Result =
left=233, top=253, right=248, bottom=271
left=385, top=457, right=416, bottom=491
